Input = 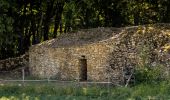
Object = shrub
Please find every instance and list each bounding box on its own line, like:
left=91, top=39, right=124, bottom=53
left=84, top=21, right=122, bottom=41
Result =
left=135, top=65, right=164, bottom=84
left=135, top=45, right=166, bottom=84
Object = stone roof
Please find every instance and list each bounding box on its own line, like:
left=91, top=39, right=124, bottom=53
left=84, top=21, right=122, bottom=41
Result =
left=35, top=27, right=121, bottom=48
left=33, top=23, right=170, bottom=49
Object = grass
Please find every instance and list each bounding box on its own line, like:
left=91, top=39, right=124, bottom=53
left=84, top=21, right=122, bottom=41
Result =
left=1, top=81, right=170, bottom=100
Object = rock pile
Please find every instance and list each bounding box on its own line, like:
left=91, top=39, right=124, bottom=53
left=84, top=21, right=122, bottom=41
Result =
left=0, top=53, right=29, bottom=71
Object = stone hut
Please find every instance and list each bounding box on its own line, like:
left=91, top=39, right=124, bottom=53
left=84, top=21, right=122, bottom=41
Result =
left=29, top=28, right=123, bottom=83
left=29, top=24, right=170, bottom=84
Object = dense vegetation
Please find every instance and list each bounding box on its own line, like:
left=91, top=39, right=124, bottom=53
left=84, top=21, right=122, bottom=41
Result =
left=1, top=1, right=170, bottom=99
left=1, top=81, right=170, bottom=99
left=1, top=0, right=170, bottom=59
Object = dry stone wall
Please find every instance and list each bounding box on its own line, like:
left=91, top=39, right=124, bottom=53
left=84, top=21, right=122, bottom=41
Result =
left=109, top=24, right=170, bottom=80
left=29, top=24, right=170, bottom=84
left=0, top=53, right=29, bottom=71
left=29, top=38, right=123, bottom=83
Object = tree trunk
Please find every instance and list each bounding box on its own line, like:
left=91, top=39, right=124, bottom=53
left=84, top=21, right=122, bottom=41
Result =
left=36, top=0, right=43, bottom=43
left=43, top=0, right=55, bottom=41
left=59, top=20, right=63, bottom=34
left=53, top=2, right=64, bottom=38
left=18, top=1, right=27, bottom=54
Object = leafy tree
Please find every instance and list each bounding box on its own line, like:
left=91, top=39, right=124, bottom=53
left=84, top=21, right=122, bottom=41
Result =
left=1, top=0, right=170, bottom=60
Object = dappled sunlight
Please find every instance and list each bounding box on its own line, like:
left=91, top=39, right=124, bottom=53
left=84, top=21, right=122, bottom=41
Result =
left=162, top=43, right=170, bottom=53
left=161, top=30, right=170, bottom=36
left=0, top=95, right=37, bottom=100
left=1, top=0, right=170, bottom=99
left=37, top=39, right=56, bottom=47
left=0, top=82, right=170, bottom=99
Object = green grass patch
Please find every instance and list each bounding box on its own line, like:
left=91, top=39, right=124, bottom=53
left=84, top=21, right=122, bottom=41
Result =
left=1, top=81, right=170, bottom=99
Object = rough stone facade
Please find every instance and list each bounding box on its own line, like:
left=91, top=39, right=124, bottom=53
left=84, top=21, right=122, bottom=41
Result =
left=0, top=53, right=29, bottom=71
left=29, top=24, right=170, bottom=84
left=0, top=53, right=29, bottom=79
left=29, top=28, right=123, bottom=83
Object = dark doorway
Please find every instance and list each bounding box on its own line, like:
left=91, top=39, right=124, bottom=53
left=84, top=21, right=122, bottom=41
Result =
left=79, top=55, right=87, bottom=81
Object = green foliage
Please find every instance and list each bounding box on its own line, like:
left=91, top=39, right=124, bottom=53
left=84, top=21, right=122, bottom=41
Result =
left=135, top=45, right=165, bottom=84
left=1, top=0, right=170, bottom=59
left=1, top=82, right=170, bottom=99
left=0, top=0, right=17, bottom=59
left=135, top=65, right=164, bottom=84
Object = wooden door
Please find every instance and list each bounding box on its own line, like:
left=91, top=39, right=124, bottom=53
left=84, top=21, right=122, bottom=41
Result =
left=79, top=56, right=87, bottom=81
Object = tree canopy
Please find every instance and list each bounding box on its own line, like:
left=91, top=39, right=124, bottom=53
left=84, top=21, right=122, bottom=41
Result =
left=0, top=0, right=170, bottom=59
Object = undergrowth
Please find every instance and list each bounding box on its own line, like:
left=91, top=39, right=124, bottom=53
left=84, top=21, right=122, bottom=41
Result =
left=1, top=81, right=170, bottom=99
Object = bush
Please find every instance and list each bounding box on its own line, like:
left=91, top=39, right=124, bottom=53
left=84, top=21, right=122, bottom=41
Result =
left=135, top=66, right=164, bottom=84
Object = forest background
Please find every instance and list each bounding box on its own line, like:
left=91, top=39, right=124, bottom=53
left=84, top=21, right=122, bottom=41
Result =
left=0, top=0, right=170, bottom=59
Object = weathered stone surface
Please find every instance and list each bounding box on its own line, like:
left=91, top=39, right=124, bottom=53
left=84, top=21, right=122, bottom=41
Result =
left=29, top=24, right=170, bottom=84
left=0, top=53, right=29, bottom=71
